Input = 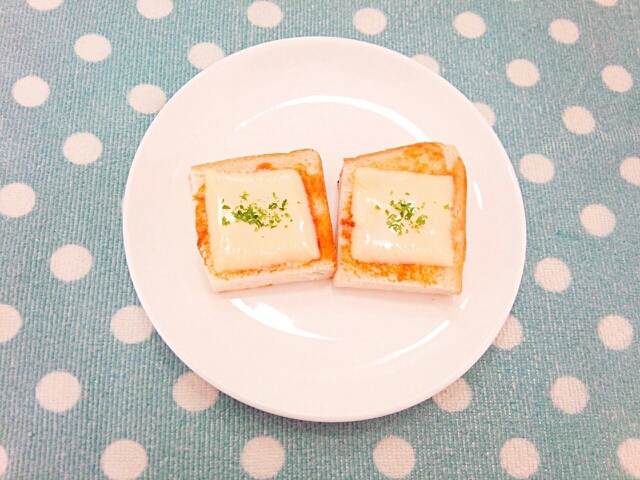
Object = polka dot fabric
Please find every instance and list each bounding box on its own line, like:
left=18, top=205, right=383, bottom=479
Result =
left=1, top=0, right=638, bottom=478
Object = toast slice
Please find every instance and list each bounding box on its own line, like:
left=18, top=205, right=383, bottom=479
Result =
left=333, top=142, right=467, bottom=295
left=190, top=149, right=336, bottom=292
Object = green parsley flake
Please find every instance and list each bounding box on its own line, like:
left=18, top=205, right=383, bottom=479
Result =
left=221, top=191, right=290, bottom=231
left=444, top=204, right=450, bottom=209
left=377, top=195, right=429, bottom=236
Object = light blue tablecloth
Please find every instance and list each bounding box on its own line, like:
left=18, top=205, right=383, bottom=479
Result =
left=2, top=0, right=639, bottom=478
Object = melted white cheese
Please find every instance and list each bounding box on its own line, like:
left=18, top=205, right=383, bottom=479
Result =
left=204, top=169, right=320, bottom=273
left=350, top=167, right=454, bottom=266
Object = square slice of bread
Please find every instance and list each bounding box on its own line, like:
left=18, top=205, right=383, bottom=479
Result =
left=190, top=149, right=336, bottom=292
left=333, top=142, right=467, bottom=295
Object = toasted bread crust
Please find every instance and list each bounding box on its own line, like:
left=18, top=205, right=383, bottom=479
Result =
left=190, top=149, right=337, bottom=292
left=333, top=142, right=467, bottom=294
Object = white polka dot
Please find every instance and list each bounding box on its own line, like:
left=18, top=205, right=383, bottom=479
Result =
left=0, top=183, right=36, bottom=218
left=550, top=376, right=588, bottom=414
left=598, top=315, right=633, bottom=350
left=27, top=0, right=63, bottom=10
left=50, top=244, right=93, bottom=282
left=562, top=106, right=595, bottom=134
left=0, top=304, right=23, bottom=343
left=0, top=445, right=6, bottom=476
left=506, top=59, right=540, bottom=87
left=534, top=258, right=571, bottom=293
left=11, top=76, right=50, bottom=108
left=618, top=438, right=640, bottom=478
left=136, top=0, right=173, bottom=19
left=74, top=34, right=112, bottom=63
left=172, top=371, right=219, bottom=411
left=127, top=84, right=166, bottom=114
left=433, top=378, right=472, bottom=412
left=548, top=19, right=579, bottom=44
left=453, top=12, right=486, bottom=39
left=63, top=132, right=103, bottom=165
left=412, top=54, right=439, bottom=74
left=580, top=204, right=616, bottom=237
left=35, top=371, right=81, bottom=413
left=594, top=0, right=617, bottom=6
left=473, top=102, right=495, bottom=126
left=101, top=440, right=148, bottom=480
left=353, top=8, right=387, bottom=36
left=519, top=154, right=554, bottom=184
left=493, top=315, right=523, bottom=350
left=110, top=306, right=154, bottom=344
left=188, top=43, right=225, bottom=71
left=241, top=437, right=285, bottom=479
left=246, top=1, right=282, bottom=28
left=620, top=157, right=640, bottom=186
left=602, top=65, right=633, bottom=93
left=500, top=439, right=540, bottom=479
left=373, top=436, right=415, bottom=479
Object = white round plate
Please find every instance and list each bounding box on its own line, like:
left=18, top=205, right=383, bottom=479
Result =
left=123, top=37, right=526, bottom=422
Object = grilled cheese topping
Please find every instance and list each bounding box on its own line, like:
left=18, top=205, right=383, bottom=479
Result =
left=204, top=169, right=320, bottom=273
left=350, top=167, right=454, bottom=266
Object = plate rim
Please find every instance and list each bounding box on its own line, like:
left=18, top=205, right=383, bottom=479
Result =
left=122, top=36, right=527, bottom=422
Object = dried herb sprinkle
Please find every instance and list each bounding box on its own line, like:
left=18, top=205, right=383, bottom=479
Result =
left=376, top=194, right=429, bottom=236
left=220, top=192, right=291, bottom=231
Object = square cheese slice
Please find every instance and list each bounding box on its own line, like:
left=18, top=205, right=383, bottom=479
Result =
left=350, top=167, right=454, bottom=267
left=190, top=149, right=336, bottom=292
left=205, top=169, right=320, bottom=273
left=334, top=142, right=467, bottom=295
